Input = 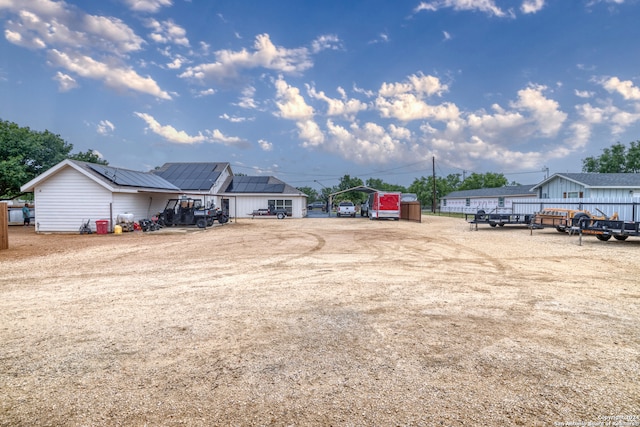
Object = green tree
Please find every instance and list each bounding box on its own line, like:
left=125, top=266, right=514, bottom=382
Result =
left=69, top=149, right=108, bottom=165
left=334, top=174, right=364, bottom=203
left=296, top=186, right=316, bottom=200
left=365, top=178, right=407, bottom=193
left=582, top=141, right=640, bottom=173
left=458, top=172, right=507, bottom=190
left=0, top=119, right=73, bottom=198
left=408, top=173, right=461, bottom=211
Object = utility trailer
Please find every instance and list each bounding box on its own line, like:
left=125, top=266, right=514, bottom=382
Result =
left=579, top=218, right=640, bottom=242
left=529, top=208, right=617, bottom=234
left=467, top=209, right=532, bottom=230
left=367, top=191, right=401, bottom=220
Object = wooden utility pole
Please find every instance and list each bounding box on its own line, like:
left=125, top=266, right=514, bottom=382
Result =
left=0, top=203, right=8, bottom=250
left=432, top=156, right=437, bottom=213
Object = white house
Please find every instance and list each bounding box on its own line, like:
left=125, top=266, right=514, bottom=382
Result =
left=219, top=175, right=308, bottom=218
left=530, top=173, right=640, bottom=199
left=441, top=185, right=537, bottom=214
left=20, top=160, right=308, bottom=233
left=20, top=160, right=181, bottom=233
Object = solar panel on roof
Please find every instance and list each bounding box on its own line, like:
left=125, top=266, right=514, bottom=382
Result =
left=153, top=163, right=222, bottom=190
left=89, top=165, right=179, bottom=190
left=226, top=176, right=286, bottom=193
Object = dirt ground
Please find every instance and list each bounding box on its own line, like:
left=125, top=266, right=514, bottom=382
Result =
left=1, top=215, right=638, bottom=426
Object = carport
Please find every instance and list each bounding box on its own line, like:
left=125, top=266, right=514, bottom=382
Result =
left=326, top=185, right=379, bottom=217
left=325, top=186, right=422, bottom=221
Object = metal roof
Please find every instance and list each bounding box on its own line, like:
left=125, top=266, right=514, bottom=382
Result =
left=532, top=173, right=640, bottom=189
left=225, top=176, right=286, bottom=193
left=444, top=185, right=536, bottom=199
left=88, top=164, right=180, bottom=190
left=152, top=162, right=228, bottom=191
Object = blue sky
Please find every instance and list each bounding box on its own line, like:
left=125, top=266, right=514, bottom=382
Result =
left=1, top=0, right=639, bottom=190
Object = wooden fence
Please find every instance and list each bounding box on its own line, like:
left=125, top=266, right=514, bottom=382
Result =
left=1, top=203, right=8, bottom=250
left=401, top=202, right=422, bottom=222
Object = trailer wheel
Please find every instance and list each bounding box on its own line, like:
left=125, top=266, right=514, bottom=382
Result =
left=572, top=212, right=589, bottom=227
left=196, top=218, right=207, bottom=228
left=277, top=212, right=285, bottom=220
left=596, top=234, right=612, bottom=241
left=613, top=235, right=628, bottom=241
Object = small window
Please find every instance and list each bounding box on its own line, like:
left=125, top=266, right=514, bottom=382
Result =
left=498, top=197, right=505, bottom=207
left=465, top=198, right=470, bottom=207
left=567, top=192, right=580, bottom=198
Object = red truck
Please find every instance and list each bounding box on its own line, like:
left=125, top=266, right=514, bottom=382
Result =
left=367, top=191, right=401, bottom=220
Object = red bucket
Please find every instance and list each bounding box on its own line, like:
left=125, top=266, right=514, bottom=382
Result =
left=95, top=220, right=109, bottom=235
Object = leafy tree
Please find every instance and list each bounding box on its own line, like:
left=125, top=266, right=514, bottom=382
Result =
left=1, top=119, right=73, bottom=198
left=69, top=149, right=108, bottom=165
left=582, top=141, right=640, bottom=173
left=365, top=178, right=407, bottom=193
left=458, top=172, right=507, bottom=190
left=334, top=174, right=364, bottom=203
left=409, top=173, right=461, bottom=211
left=296, top=186, right=316, bottom=200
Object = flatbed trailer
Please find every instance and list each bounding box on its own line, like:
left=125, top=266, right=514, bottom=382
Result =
left=467, top=210, right=533, bottom=230
left=579, top=218, right=640, bottom=242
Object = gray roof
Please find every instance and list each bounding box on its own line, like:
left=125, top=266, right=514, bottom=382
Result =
left=152, top=162, right=229, bottom=191
left=532, top=173, right=640, bottom=189
left=223, top=176, right=301, bottom=194
left=83, top=162, right=180, bottom=191
left=444, top=184, right=536, bottom=199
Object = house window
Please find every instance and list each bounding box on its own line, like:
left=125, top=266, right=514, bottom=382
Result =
left=465, top=198, right=470, bottom=207
left=567, top=192, right=581, bottom=198
left=498, top=197, right=505, bottom=207
left=268, top=199, right=292, bottom=213
left=443, top=199, right=447, bottom=207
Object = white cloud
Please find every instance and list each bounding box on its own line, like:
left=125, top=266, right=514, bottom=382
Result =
left=179, top=34, right=313, bottom=84
left=0, top=0, right=174, bottom=100
left=48, top=49, right=171, bottom=99
left=123, top=0, right=172, bottom=13
left=378, top=73, right=448, bottom=98
left=311, top=34, right=342, bottom=53
left=376, top=93, right=461, bottom=122
left=258, top=139, right=273, bottom=151
left=601, top=76, right=640, bottom=101
left=298, top=119, right=325, bottom=148
left=135, top=112, right=248, bottom=146
left=146, top=18, right=189, bottom=47
left=97, top=119, right=115, bottom=135
left=442, top=31, right=452, bottom=41
left=219, top=113, right=253, bottom=123
left=197, top=88, right=216, bottom=97
left=237, top=86, right=258, bottom=109
left=414, top=0, right=512, bottom=18
left=521, top=0, right=545, bottom=14
left=510, top=84, right=567, bottom=137
left=307, top=85, right=368, bottom=119
left=53, top=71, right=77, bottom=91
left=575, top=89, right=594, bottom=98
left=135, top=112, right=207, bottom=144
left=274, top=77, right=314, bottom=120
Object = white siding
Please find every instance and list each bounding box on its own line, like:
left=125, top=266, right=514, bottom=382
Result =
left=226, top=194, right=307, bottom=218
left=112, top=193, right=171, bottom=223
left=34, top=167, right=113, bottom=233
left=442, top=195, right=535, bottom=214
